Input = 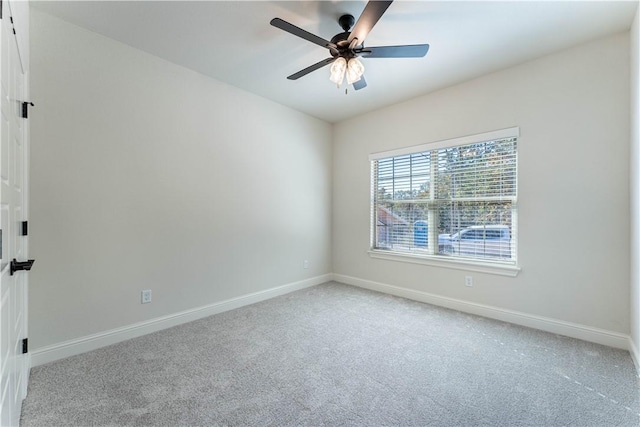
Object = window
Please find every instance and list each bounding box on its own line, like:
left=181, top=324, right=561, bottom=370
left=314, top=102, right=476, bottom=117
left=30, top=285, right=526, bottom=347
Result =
left=370, top=128, right=518, bottom=266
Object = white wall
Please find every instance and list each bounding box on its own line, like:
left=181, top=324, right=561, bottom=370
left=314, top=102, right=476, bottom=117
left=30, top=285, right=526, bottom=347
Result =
left=29, top=7, right=635, bottom=362
left=333, top=33, right=630, bottom=341
left=29, top=10, right=332, bottom=351
left=630, top=5, right=640, bottom=368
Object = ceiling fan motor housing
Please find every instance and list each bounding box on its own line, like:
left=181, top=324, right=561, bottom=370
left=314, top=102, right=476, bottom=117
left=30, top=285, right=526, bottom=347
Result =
left=331, top=14, right=362, bottom=58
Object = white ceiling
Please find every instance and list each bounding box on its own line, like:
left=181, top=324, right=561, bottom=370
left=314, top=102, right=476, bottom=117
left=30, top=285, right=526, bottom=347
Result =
left=31, top=1, right=638, bottom=123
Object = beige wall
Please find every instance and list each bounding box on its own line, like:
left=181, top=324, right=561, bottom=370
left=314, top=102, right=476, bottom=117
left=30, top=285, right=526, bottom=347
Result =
left=29, top=8, right=637, bottom=361
left=29, top=10, right=333, bottom=350
left=630, top=4, right=639, bottom=366
left=333, top=33, right=630, bottom=336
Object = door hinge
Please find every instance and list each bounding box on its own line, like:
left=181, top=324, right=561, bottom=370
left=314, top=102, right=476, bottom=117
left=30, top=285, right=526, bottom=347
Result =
left=10, top=259, right=34, bottom=276
left=22, top=102, right=34, bottom=119
left=22, top=338, right=28, bottom=354
left=21, top=221, right=27, bottom=236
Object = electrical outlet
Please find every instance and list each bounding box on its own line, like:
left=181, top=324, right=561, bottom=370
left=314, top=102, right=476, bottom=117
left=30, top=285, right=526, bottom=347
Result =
left=141, top=289, right=152, bottom=304
left=465, top=276, right=473, bottom=287
left=303, top=260, right=309, bottom=269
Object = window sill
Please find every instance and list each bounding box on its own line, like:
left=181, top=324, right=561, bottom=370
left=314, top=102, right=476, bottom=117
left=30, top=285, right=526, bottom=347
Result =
left=368, top=250, right=521, bottom=277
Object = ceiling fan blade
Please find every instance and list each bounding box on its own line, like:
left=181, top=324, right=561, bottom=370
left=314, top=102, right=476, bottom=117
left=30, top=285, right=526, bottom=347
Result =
left=358, top=44, right=430, bottom=58
left=287, top=57, right=336, bottom=80
left=271, top=18, right=333, bottom=50
left=353, top=75, right=367, bottom=91
left=347, top=0, right=393, bottom=46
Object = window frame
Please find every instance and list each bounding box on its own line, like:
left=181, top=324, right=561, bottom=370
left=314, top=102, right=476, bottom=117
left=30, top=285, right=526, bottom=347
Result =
left=369, top=127, right=520, bottom=276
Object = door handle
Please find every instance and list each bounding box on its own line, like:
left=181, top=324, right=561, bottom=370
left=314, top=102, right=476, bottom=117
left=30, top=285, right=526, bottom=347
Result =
left=10, top=259, right=34, bottom=276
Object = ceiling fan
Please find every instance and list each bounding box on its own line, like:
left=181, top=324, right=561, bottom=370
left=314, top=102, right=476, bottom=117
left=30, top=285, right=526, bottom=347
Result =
left=270, top=0, right=429, bottom=91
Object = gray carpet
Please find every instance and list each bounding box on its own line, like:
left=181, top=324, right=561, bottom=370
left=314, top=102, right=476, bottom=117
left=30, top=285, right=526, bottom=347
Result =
left=20, top=282, right=640, bottom=426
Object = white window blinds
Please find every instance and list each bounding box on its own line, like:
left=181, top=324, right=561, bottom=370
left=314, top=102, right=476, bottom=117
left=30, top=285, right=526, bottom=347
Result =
left=371, top=128, right=518, bottom=264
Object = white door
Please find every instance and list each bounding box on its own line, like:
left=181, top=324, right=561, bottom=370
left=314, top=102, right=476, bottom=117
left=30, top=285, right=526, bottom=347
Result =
left=0, top=0, right=30, bottom=425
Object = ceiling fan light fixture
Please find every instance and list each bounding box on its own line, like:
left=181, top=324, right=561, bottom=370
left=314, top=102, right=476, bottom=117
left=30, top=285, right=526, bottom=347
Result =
left=329, top=57, right=347, bottom=86
left=346, top=57, right=365, bottom=85
left=271, top=1, right=430, bottom=91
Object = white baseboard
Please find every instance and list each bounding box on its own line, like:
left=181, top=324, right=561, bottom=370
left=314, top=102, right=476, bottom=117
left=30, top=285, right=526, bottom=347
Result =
left=630, top=337, right=640, bottom=377
left=31, top=274, right=332, bottom=367
left=333, top=274, right=631, bottom=351
left=31, top=273, right=635, bottom=368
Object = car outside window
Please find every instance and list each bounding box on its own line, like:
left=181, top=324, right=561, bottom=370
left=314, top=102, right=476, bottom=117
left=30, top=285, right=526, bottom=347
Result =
left=485, top=230, right=502, bottom=240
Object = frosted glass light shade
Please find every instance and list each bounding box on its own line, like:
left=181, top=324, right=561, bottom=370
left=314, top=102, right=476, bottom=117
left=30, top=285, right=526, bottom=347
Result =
left=346, top=58, right=364, bottom=84
left=329, top=57, right=347, bottom=86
